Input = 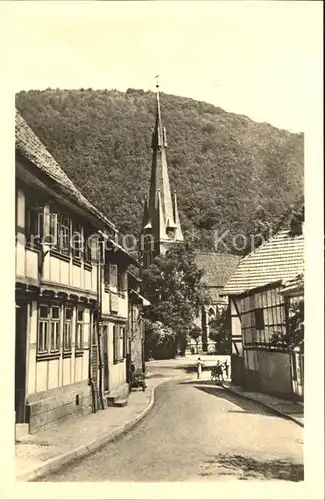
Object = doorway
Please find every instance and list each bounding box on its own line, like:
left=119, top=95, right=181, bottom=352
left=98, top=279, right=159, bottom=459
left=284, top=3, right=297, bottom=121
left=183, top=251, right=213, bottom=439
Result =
left=15, top=302, right=28, bottom=423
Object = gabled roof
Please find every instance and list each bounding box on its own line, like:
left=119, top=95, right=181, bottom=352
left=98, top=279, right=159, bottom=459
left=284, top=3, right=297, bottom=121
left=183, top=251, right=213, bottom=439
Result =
left=194, top=252, right=241, bottom=288
left=222, top=230, right=304, bottom=296
left=15, top=110, right=116, bottom=230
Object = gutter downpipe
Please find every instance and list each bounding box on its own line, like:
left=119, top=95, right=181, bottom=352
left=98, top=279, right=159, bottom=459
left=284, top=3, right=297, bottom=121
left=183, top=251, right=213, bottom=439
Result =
left=96, top=235, right=105, bottom=410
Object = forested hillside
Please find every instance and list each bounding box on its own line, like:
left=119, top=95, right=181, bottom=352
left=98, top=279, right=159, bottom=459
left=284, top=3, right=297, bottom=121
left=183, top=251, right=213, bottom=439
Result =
left=16, top=88, right=304, bottom=253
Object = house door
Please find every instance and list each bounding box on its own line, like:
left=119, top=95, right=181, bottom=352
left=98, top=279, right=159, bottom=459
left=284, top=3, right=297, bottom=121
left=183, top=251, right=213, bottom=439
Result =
left=103, top=325, right=109, bottom=393
left=15, top=302, right=28, bottom=423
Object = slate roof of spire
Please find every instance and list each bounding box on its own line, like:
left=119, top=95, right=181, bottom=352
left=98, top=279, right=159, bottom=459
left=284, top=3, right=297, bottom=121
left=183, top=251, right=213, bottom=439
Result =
left=15, top=109, right=116, bottom=230
left=222, top=230, right=304, bottom=295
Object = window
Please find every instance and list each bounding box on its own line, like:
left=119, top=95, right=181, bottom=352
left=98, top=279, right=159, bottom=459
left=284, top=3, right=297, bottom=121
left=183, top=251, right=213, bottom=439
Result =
left=50, top=306, right=60, bottom=352
left=38, top=305, right=49, bottom=354
left=84, top=228, right=93, bottom=264
left=72, top=222, right=82, bottom=260
left=59, top=214, right=70, bottom=255
left=49, top=210, right=71, bottom=255
left=113, top=324, right=125, bottom=363
left=254, top=308, right=265, bottom=331
left=49, top=212, right=58, bottom=247
left=109, top=264, right=118, bottom=288
left=37, top=304, right=60, bottom=356
left=104, top=264, right=110, bottom=289
left=64, top=307, right=73, bottom=352
left=76, top=309, right=84, bottom=351
left=118, top=269, right=127, bottom=292
left=26, top=203, right=44, bottom=246
left=87, top=234, right=101, bottom=264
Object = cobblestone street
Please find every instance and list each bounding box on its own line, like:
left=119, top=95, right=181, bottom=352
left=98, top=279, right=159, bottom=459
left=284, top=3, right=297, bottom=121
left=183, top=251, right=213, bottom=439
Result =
left=38, top=376, right=303, bottom=482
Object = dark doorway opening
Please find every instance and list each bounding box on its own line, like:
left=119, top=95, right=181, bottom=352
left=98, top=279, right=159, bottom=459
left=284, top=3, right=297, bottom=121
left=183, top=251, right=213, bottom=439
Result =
left=15, top=302, right=28, bottom=423
left=103, top=325, right=109, bottom=393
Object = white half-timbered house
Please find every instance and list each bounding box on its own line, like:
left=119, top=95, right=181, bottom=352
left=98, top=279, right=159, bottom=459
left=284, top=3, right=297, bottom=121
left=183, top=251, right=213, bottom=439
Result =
left=15, top=110, right=140, bottom=434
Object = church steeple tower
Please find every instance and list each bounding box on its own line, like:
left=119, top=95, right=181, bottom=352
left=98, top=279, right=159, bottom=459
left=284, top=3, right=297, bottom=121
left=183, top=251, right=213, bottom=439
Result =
left=141, top=79, right=183, bottom=267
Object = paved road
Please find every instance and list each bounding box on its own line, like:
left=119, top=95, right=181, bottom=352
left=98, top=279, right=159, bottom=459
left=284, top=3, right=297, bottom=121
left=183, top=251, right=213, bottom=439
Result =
left=39, top=379, right=303, bottom=482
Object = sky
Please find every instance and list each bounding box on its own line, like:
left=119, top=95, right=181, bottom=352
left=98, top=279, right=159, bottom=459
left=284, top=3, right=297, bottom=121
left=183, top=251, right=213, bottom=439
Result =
left=1, top=0, right=323, bottom=132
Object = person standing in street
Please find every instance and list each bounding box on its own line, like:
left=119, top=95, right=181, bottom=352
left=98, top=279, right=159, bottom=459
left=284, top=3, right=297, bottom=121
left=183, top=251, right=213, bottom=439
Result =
left=196, top=357, right=203, bottom=379
left=224, top=359, right=230, bottom=379
left=216, top=360, right=223, bottom=382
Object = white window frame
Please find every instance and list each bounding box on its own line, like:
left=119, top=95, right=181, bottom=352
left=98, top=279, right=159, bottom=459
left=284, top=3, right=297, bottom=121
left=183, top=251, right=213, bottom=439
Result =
left=76, top=308, right=84, bottom=352
left=49, top=212, right=58, bottom=248
left=64, top=307, right=73, bottom=353
left=37, top=304, right=61, bottom=356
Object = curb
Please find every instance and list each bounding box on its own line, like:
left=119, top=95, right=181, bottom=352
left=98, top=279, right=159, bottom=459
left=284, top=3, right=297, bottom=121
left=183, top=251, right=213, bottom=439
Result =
left=222, top=385, right=304, bottom=428
left=16, top=375, right=191, bottom=482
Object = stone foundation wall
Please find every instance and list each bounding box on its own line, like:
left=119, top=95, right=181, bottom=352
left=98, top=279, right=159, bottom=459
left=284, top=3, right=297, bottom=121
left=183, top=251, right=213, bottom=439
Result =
left=26, top=380, right=92, bottom=433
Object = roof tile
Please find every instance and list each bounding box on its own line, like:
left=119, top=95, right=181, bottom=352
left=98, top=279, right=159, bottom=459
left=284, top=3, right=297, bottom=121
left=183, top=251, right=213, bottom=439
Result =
left=223, top=230, right=304, bottom=295
left=194, top=252, right=241, bottom=288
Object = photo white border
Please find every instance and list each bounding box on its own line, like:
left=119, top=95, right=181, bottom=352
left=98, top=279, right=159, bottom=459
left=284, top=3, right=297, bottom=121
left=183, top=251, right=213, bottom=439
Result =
left=0, top=1, right=323, bottom=499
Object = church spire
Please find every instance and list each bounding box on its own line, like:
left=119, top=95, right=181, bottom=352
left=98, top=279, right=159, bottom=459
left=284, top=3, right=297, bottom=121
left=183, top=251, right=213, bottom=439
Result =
left=151, top=83, right=168, bottom=150
left=173, top=190, right=183, bottom=241
left=141, top=78, right=183, bottom=261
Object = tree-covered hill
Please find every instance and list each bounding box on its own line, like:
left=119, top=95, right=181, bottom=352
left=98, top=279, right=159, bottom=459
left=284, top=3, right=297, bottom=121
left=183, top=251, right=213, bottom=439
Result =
left=15, top=88, right=304, bottom=253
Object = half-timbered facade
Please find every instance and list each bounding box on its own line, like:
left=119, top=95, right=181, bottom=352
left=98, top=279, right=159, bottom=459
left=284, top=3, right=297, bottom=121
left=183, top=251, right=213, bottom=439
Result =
left=15, top=110, right=140, bottom=433
left=223, top=226, right=304, bottom=399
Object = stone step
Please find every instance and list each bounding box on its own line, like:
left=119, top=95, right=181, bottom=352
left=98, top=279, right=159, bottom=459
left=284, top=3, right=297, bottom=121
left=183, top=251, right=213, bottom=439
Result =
left=105, top=383, right=130, bottom=407
left=105, top=393, right=129, bottom=408
left=105, top=393, right=120, bottom=407
left=114, top=398, right=128, bottom=407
